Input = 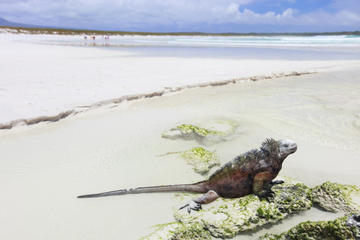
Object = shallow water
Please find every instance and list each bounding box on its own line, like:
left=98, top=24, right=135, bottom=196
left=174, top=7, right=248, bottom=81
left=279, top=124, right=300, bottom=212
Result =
left=46, top=35, right=360, bottom=60
left=1, top=68, right=359, bottom=239
left=47, top=34, right=360, bottom=47
left=112, top=45, right=360, bottom=60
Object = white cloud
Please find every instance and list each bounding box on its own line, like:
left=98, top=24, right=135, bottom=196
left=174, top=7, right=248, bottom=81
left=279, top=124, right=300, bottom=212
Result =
left=0, top=0, right=359, bottom=31
left=293, top=9, right=360, bottom=27
left=0, top=0, right=254, bottom=27
left=227, top=7, right=297, bottom=25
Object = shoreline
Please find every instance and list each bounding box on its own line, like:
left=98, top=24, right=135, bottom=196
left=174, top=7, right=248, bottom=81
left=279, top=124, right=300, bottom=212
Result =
left=2, top=32, right=360, bottom=127
left=0, top=71, right=313, bottom=130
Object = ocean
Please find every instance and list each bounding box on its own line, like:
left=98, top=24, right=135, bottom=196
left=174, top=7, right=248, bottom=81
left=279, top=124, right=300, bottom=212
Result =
left=44, top=34, right=360, bottom=60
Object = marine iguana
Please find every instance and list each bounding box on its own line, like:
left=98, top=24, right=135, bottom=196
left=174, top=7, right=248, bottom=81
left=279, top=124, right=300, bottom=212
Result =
left=78, top=138, right=297, bottom=213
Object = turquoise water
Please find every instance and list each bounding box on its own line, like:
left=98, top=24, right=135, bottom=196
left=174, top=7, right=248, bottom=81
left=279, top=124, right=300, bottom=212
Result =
left=50, top=35, right=360, bottom=47
left=45, top=34, right=360, bottom=60
left=346, top=35, right=360, bottom=38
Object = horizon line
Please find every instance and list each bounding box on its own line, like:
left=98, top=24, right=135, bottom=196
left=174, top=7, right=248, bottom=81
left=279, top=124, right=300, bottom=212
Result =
left=1, top=25, right=360, bottom=36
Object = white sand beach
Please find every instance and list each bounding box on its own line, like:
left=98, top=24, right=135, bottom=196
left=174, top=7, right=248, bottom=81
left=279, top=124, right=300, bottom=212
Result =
left=1, top=32, right=360, bottom=239
left=1, top=32, right=360, bottom=126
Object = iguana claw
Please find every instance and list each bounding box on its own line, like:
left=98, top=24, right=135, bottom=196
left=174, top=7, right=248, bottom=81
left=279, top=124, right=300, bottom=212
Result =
left=179, top=200, right=202, bottom=213
left=257, top=189, right=275, bottom=202
left=270, top=180, right=284, bottom=185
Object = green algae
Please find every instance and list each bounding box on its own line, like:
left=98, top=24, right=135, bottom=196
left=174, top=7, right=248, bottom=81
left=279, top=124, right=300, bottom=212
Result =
left=311, top=182, right=360, bottom=214
left=161, top=120, right=238, bottom=144
left=158, top=147, right=220, bottom=175
left=173, top=178, right=312, bottom=238
left=180, top=147, right=220, bottom=175
left=273, top=182, right=313, bottom=214
left=176, top=124, right=221, bottom=137
left=259, top=215, right=360, bottom=240
left=161, top=124, right=220, bottom=141
left=140, top=222, right=212, bottom=240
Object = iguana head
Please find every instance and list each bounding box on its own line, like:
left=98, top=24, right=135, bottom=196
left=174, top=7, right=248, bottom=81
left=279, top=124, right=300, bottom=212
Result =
left=278, top=139, right=297, bottom=159
left=261, top=138, right=297, bottom=160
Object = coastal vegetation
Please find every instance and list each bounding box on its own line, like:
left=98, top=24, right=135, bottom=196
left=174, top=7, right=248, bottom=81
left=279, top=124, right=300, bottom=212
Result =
left=1, top=26, right=359, bottom=36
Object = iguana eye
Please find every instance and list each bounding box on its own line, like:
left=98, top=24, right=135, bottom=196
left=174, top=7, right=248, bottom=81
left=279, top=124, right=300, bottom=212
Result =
left=284, top=144, right=289, bottom=147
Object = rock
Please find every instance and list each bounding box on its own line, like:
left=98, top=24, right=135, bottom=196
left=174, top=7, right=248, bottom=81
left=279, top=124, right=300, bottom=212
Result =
left=162, top=124, right=220, bottom=140
left=173, top=178, right=312, bottom=238
left=140, top=222, right=212, bottom=240
left=141, top=180, right=360, bottom=239
left=311, top=182, right=360, bottom=213
left=162, top=120, right=238, bottom=145
left=347, top=214, right=360, bottom=233
left=141, top=178, right=311, bottom=239
left=180, top=147, right=220, bottom=175
left=158, top=147, right=220, bottom=175
left=260, top=215, right=360, bottom=240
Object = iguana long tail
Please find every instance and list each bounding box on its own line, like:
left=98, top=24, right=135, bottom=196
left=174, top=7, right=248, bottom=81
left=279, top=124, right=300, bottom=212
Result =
left=77, top=182, right=206, bottom=198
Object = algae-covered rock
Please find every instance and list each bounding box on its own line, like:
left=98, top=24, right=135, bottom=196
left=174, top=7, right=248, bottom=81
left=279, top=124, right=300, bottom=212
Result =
left=180, top=147, right=220, bottom=175
left=162, top=120, right=238, bottom=144
left=162, top=124, right=219, bottom=140
left=173, top=178, right=312, bottom=238
left=140, top=222, right=212, bottom=240
left=311, top=182, right=360, bottom=214
left=141, top=180, right=360, bottom=239
left=259, top=215, right=360, bottom=240
left=158, top=147, right=220, bottom=175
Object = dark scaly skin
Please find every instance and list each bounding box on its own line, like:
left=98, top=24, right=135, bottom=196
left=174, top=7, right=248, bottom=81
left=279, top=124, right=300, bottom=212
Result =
left=202, top=139, right=283, bottom=198
left=178, top=138, right=296, bottom=212
left=78, top=138, right=297, bottom=208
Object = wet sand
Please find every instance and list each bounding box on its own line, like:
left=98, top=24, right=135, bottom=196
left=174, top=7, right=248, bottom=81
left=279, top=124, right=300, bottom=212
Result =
left=1, top=66, right=360, bottom=239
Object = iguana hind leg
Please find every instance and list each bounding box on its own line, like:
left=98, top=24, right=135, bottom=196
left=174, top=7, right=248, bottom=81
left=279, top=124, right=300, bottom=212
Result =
left=180, top=190, right=219, bottom=213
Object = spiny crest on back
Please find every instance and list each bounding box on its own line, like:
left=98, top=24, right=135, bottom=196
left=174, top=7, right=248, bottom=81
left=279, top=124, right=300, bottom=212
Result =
left=260, top=138, right=279, bottom=156
left=230, top=148, right=261, bottom=168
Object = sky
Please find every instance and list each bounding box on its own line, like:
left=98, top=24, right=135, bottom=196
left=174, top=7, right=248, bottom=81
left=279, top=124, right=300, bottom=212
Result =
left=0, top=0, right=359, bottom=32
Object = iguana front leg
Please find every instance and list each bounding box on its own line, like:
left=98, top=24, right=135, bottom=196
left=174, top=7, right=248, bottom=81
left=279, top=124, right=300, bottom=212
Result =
left=253, top=171, right=275, bottom=200
left=180, top=190, right=219, bottom=213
